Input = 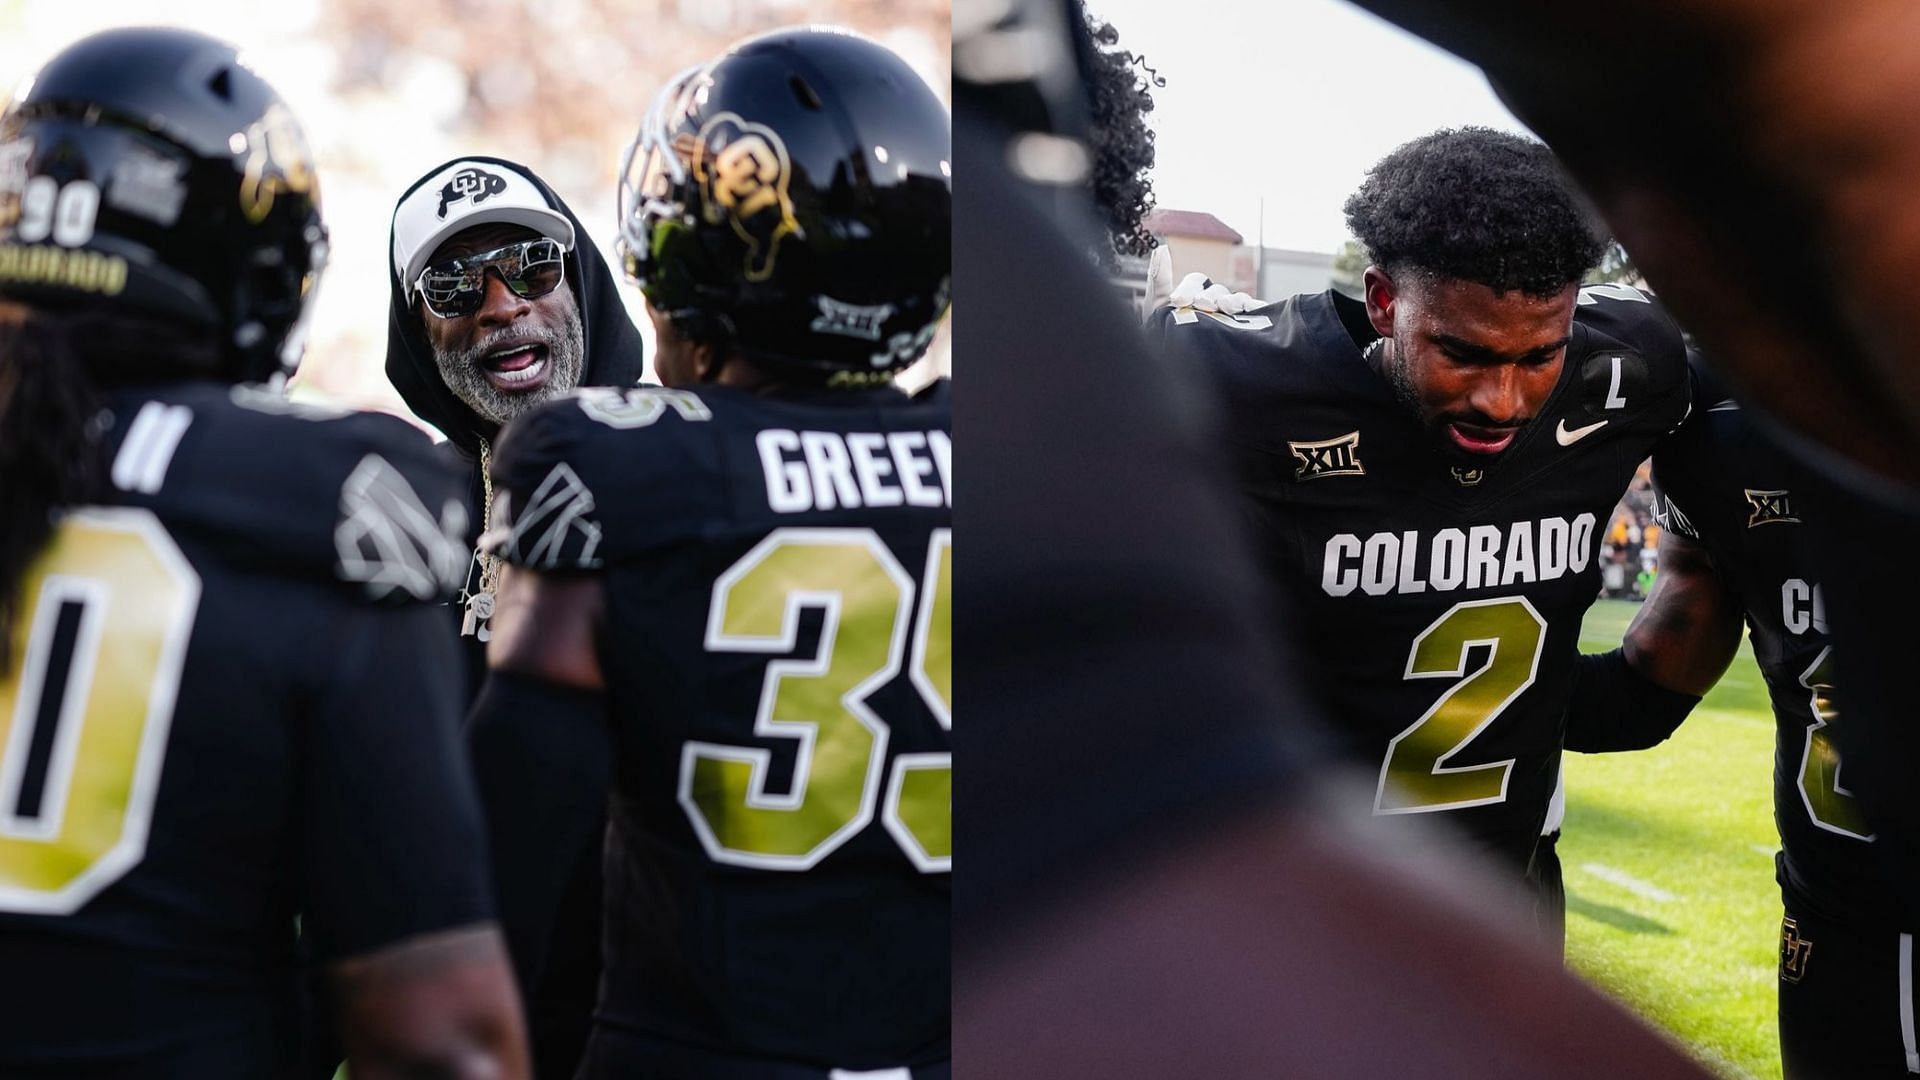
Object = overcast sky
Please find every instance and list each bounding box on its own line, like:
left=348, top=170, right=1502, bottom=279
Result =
left=1085, top=0, right=1532, bottom=254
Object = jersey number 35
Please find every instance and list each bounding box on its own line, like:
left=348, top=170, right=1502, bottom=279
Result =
left=681, top=527, right=952, bottom=873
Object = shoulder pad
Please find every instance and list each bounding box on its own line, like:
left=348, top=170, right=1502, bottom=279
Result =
left=488, top=387, right=715, bottom=570
left=1575, top=284, right=1688, bottom=375
left=107, top=384, right=469, bottom=604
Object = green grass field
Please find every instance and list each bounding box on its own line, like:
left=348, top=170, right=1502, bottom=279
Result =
left=1566, top=599, right=1781, bottom=1079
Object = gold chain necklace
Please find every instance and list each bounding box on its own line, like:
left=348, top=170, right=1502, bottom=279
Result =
left=460, top=436, right=500, bottom=638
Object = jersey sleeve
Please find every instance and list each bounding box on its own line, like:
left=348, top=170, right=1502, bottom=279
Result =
left=487, top=396, right=613, bottom=571
left=489, top=387, right=714, bottom=570
left=1649, top=360, right=1717, bottom=543
left=133, top=387, right=471, bottom=605
left=1574, top=283, right=1693, bottom=433
left=327, top=415, right=473, bottom=604
left=296, top=601, right=494, bottom=963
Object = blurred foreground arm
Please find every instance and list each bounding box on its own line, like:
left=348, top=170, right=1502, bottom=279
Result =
left=1350, top=0, right=1920, bottom=487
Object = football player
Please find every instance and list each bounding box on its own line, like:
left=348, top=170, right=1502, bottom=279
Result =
left=1572, top=365, right=1902, bottom=1078
left=467, top=28, right=952, bottom=1077
left=952, top=3, right=1709, bottom=1073
left=1344, top=0, right=1920, bottom=928
left=0, top=28, right=527, bottom=1079
left=1149, top=128, right=1701, bottom=909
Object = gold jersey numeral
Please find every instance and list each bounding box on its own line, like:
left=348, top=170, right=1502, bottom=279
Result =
left=0, top=509, right=199, bottom=914
left=682, top=527, right=951, bottom=872
left=1796, top=646, right=1871, bottom=840
left=1376, top=597, right=1545, bottom=814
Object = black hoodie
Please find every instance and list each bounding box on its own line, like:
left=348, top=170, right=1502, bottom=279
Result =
left=384, top=156, right=645, bottom=675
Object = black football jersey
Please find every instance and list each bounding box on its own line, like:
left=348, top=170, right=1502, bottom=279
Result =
left=1652, top=371, right=1892, bottom=925
left=0, top=381, right=488, bottom=1076
left=492, top=381, right=951, bottom=1069
left=1148, top=285, right=1691, bottom=870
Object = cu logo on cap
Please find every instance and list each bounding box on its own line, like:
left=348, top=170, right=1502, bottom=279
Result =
left=438, top=168, right=508, bottom=219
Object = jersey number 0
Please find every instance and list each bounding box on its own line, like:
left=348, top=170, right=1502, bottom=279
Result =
left=0, top=509, right=199, bottom=915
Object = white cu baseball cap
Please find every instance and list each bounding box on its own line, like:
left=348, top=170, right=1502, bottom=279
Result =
left=392, top=160, right=577, bottom=301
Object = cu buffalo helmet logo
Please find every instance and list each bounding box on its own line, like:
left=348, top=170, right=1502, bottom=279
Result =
left=438, top=168, right=509, bottom=219
left=691, top=113, right=801, bottom=282
left=238, top=104, right=319, bottom=224
left=1779, top=917, right=1813, bottom=983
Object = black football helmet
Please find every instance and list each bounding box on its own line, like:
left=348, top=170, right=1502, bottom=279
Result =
left=618, top=27, right=951, bottom=385
left=0, top=27, right=327, bottom=383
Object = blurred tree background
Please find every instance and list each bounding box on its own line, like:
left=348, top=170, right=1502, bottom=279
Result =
left=0, top=0, right=950, bottom=426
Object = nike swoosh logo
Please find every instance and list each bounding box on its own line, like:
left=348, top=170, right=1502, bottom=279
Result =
left=1556, top=418, right=1608, bottom=446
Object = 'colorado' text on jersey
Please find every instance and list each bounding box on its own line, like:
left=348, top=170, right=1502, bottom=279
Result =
left=491, top=381, right=951, bottom=1070
left=1149, top=285, right=1690, bottom=870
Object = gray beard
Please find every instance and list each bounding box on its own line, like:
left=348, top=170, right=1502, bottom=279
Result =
left=434, top=313, right=586, bottom=426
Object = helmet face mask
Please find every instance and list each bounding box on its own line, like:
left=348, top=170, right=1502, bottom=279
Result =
left=617, top=28, right=952, bottom=385
left=0, top=28, right=328, bottom=385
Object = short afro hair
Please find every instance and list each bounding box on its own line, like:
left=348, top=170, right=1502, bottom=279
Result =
left=1343, top=127, right=1606, bottom=297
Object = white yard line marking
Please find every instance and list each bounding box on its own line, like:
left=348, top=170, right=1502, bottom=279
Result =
left=1751, top=844, right=1777, bottom=858
left=1579, top=862, right=1677, bottom=902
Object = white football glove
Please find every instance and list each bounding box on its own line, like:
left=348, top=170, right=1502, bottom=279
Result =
left=1145, top=245, right=1176, bottom=312
left=1166, top=271, right=1264, bottom=314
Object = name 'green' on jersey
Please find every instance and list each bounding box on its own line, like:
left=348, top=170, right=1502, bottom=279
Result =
left=490, top=381, right=951, bottom=1069
left=1149, top=285, right=1691, bottom=871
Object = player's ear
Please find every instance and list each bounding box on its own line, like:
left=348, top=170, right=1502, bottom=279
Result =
left=1362, top=265, right=1397, bottom=339
left=693, top=341, right=725, bottom=383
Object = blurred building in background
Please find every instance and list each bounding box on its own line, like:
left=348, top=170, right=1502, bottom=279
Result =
left=0, top=0, right=951, bottom=430
left=1137, top=208, right=1339, bottom=306
left=1257, top=245, right=1336, bottom=300
left=1146, top=208, right=1248, bottom=294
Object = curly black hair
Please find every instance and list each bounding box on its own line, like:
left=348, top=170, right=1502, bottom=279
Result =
left=1079, top=6, right=1162, bottom=266
left=1343, top=127, right=1606, bottom=297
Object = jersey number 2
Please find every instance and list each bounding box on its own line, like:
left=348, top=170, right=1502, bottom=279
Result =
left=1376, top=597, right=1545, bottom=814
left=682, top=527, right=951, bottom=872
left=0, top=509, right=199, bottom=914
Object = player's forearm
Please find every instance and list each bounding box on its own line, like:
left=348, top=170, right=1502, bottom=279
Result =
left=1564, top=648, right=1701, bottom=754
left=467, top=669, right=611, bottom=997
left=1562, top=534, right=1737, bottom=753
left=1619, top=541, right=1743, bottom=698
left=330, top=924, right=530, bottom=1080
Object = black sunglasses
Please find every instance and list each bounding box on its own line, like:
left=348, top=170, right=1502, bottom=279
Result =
left=414, top=238, right=568, bottom=319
